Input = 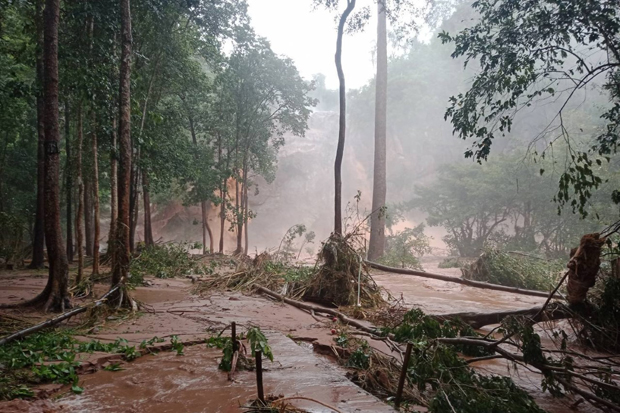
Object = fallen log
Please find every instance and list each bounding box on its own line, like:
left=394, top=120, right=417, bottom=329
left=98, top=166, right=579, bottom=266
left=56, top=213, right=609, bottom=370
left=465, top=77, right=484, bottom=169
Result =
left=365, top=261, right=559, bottom=299
left=433, top=302, right=573, bottom=329
left=0, top=284, right=120, bottom=346
left=254, top=285, right=379, bottom=335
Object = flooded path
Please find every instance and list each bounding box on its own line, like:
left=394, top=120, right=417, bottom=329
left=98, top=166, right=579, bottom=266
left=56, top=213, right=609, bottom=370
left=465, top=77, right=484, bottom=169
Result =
left=0, top=261, right=601, bottom=412
left=58, top=279, right=394, bottom=413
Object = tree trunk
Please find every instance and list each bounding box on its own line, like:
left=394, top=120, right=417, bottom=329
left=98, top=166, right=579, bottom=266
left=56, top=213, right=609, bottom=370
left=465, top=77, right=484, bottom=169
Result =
left=235, top=173, right=244, bottom=255
left=64, top=101, right=73, bottom=263
left=366, top=260, right=558, bottom=298
left=112, top=0, right=133, bottom=303
left=200, top=201, right=214, bottom=254
left=368, top=0, right=388, bottom=260
left=243, top=171, right=249, bottom=255
left=219, top=185, right=226, bottom=253
left=129, top=153, right=140, bottom=251
left=42, top=0, right=70, bottom=311
left=612, top=257, right=620, bottom=279
left=29, top=0, right=46, bottom=270
left=142, top=170, right=154, bottom=247
left=433, top=302, right=571, bottom=329
left=75, top=105, right=84, bottom=284
left=83, top=177, right=93, bottom=257
left=333, top=0, right=356, bottom=236
left=91, top=114, right=100, bottom=275
left=107, top=114, right=118, bottom=260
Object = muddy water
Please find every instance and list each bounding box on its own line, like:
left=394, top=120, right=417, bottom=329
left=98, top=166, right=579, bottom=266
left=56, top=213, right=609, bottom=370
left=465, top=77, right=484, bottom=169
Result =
left=61, top=332, right=394, bottom=413
left=57, top=279, right=394, bottom=413
left=0, top=264, right=601, bottom=412
left=374, top=260, right=598, bottom=412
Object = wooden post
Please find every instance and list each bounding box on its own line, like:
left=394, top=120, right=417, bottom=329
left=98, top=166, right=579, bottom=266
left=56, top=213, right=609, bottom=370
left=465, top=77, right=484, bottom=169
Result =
left=394, top=342, right=413, bottom=410
left=231, top=321, right=237, bottom=352
left=255, top=349, right=265, bottom=404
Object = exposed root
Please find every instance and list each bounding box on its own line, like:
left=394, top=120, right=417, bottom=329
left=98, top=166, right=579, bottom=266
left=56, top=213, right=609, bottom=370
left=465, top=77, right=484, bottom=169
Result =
left=305, top=234, right=386, bottom=307
left=566, top=233, right=606, bottom=305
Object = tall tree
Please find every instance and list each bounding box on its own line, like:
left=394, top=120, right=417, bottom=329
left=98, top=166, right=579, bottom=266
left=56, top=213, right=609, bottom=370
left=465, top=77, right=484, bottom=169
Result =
left=333, top=0, right=356, bottom=235
left=75, top=105, right=84, bottom=284
left=29, top=0, right=45, bottom=269
left=91, top=115, right=100, bottom=274
left=142, top=171, right=154, bottom=246
left=41, top=0, right=69, bottom=311
left=368, top=0, right=388, bottom=260
left=64, top=101, right=73, bottom=263
left=111, top=0, right=132, bottom=302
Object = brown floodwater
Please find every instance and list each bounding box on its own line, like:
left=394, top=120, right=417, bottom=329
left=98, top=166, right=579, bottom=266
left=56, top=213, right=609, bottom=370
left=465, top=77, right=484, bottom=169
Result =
left=60, top=332, right=394, bottom=413
left=0, top=262, right=603, bottom=412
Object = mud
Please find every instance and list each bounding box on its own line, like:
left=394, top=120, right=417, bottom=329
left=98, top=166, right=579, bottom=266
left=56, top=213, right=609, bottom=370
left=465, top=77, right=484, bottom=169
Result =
left=0, top=262, right=600, bottom=412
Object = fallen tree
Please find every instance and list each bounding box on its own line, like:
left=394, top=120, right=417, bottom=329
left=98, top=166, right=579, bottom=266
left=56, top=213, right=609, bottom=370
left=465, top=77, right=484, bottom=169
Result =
left=365, top=260, right=558, bottom=299
left=434, top=302, right=573, bottom=329
left=0, top=284, right=120, bottom=346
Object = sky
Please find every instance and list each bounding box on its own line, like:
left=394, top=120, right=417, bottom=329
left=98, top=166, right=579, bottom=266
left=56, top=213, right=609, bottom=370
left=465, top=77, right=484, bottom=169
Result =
left=246, top=0, right=378, bottom=90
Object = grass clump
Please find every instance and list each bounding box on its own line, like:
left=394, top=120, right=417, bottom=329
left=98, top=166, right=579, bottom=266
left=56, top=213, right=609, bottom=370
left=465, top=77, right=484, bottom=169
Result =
left=129, top=242, right=211, bottom=284
left=461, top=248, right=564, bottom=291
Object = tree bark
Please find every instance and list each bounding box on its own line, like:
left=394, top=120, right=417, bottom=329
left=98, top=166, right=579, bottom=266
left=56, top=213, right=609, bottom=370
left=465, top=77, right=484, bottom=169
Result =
left=84, top=177, right=93, bottom=257
left=91, top=115, right=100, bottom=275
left=107, top=114, right=118, bottom=260
left=368, top=0, right=388, bottom=260
left=433, top=302, right=572, bottom=329
left=42, top=0, right=70, bottom=311
left=29, top=0, right=46, bottom=270
left=142, top=170, right=154, bottom=247
left=235, top=175, right=242, bottom=254
left=243, top=176, right=249, bottom=255
left=219, top=185, right=226, bottom=253
left=64, top=101, right=73, bottom=263
left=112, top=0, right=133, bottom=303
left=333, top=0, right=356, bottom=235
left=75, top=105, right=84, bottom=284
left=129, top=153, right=140, bottom=251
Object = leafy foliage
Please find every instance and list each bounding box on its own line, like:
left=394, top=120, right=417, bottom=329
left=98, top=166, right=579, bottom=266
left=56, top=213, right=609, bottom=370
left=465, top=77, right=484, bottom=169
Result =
left=377, top=223, right=431, bottom=269
left=207, top=326, right=273, bottom=372
left=0, top=330, right=170, bottom=400
left=387, top=308, right=490, bottom=357
left=246, top=326, right=273, bottom=362
left=129, top=243, right=211, bottom=284
left=462, top=248, right=564, bottom=291
left=411, top=153, right=617, bottom=257
left=440, top=0, right=620, bottom=215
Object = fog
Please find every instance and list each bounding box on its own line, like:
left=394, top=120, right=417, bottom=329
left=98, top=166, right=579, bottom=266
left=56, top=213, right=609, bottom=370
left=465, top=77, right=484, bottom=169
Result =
left=129, top=0, right=614, bottom=258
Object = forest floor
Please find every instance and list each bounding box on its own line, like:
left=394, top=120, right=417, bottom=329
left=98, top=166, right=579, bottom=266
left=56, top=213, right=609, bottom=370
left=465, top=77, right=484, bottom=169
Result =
left=0, top=258, right=600, bottom=413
